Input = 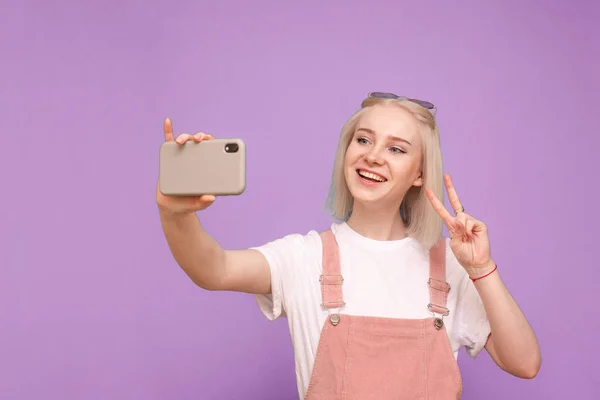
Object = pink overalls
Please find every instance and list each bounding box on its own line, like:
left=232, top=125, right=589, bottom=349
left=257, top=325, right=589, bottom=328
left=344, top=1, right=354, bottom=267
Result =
left=304, top=230, right=462, bottom=399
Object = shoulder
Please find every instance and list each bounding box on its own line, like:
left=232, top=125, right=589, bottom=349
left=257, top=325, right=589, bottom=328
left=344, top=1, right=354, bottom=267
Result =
left=250, top=224, right=345, bottom=269
left=251, top=224, right=336, bottom=320
left=252, top=226, right=328, bottom=256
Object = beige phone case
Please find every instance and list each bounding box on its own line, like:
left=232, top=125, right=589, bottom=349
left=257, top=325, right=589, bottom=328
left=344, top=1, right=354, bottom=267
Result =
left=159, top=138, right=246, bottom=196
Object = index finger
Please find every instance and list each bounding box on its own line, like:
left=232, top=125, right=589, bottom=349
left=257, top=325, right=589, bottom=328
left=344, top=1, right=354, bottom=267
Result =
left=444, top=174, right=464, bottom=214
left=425, top=186, right=454, bottom=227
left=163, top=117, right=174, bottom=142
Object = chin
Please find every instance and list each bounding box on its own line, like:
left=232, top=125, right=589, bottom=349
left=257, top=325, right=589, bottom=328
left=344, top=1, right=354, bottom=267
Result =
left=349, top=186, right=384, bottom=202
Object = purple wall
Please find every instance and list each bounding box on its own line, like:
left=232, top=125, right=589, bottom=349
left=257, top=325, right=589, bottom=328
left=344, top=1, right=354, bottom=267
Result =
left=2, top=1, right=598, bottom=398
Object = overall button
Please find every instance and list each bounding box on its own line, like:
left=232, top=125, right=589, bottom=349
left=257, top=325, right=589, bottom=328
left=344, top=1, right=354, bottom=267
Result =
left=330, top=314, right=340, bottom=326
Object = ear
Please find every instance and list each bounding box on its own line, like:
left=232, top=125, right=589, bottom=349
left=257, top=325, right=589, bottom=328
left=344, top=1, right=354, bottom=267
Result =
left=413, top=171, right=424, bottom=187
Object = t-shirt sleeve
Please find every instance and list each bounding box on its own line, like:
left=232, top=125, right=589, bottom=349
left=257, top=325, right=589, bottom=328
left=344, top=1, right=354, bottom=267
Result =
left=455, top=268, right=492, bottom=359
left=250, top=233, right=306, bottom=321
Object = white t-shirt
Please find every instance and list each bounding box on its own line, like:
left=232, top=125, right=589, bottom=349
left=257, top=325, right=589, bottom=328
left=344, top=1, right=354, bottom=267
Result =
left=253, top=222, right=491, bottom=399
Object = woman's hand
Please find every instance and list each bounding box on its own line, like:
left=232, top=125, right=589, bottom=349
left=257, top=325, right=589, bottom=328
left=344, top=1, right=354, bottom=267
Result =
left=425, top=173, right=496, bottom=278
left=156, top=117, right=217, bottom=216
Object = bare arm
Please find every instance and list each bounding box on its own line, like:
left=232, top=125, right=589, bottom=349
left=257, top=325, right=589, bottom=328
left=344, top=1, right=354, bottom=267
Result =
left=424, top=176, right=541, bottom=380
left=159, top=207, right=271, bottom=294
left=157, top=118, right=271, bottom=295
left=470, top=263, right=541, bottom=379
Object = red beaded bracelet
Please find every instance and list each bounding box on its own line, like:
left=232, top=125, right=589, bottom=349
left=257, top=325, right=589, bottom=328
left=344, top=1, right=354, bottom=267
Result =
left=470, top=264, right=498, bottom=282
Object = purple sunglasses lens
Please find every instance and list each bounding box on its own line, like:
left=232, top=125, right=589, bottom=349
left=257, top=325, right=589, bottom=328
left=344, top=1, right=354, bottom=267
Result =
left=409, top=98, right=435, bottom=109
left=370, top=92, right=399, bottom=99
left=369, top=92, right=434, bottom=109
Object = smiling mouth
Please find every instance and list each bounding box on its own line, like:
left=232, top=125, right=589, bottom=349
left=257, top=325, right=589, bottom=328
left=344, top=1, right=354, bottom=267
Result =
left=357, top=169, right=387, bottom=183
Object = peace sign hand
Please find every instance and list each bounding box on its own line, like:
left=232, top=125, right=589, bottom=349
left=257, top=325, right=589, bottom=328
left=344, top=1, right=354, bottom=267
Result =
left=425, top=174, right=496, bottom=278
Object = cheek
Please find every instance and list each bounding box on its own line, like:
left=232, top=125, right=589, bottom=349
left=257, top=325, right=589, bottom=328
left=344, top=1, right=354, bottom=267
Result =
left=344, top=145, right=359, bottom=165
left=390, top=156, right=420, bottom=177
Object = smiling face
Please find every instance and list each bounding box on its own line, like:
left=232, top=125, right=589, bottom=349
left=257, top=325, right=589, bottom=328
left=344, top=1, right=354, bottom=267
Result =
left=343, top=104, right=424, bottom=211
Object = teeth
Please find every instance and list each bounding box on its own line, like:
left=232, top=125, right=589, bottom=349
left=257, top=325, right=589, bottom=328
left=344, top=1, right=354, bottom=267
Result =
left=358, top=170, right=385, bottom=182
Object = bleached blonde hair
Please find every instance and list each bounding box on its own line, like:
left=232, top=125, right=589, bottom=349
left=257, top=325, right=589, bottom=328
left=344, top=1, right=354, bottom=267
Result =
left=325, top=96, right=444, bottom=250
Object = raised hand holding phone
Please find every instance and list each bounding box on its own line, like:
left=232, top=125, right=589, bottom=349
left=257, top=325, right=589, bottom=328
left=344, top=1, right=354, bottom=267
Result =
left=156, top=117, right=218, bottom=216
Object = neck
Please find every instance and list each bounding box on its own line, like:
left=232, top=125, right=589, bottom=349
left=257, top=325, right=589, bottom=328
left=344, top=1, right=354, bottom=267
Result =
left=346, top=201, right=407, bottom=241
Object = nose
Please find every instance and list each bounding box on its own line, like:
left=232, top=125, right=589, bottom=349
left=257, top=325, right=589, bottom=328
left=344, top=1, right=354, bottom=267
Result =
left=364, top=147, right=384, bottom=165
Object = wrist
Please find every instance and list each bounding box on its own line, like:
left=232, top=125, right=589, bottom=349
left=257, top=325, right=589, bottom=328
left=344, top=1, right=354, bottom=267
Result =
left=158, top=205, right=196, bottom=222
left=467, top=260, right=497, bottom=281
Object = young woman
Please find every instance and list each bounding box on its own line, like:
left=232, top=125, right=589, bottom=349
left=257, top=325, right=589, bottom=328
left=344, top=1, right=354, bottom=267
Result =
left=157, top=92, right=541, bottom=399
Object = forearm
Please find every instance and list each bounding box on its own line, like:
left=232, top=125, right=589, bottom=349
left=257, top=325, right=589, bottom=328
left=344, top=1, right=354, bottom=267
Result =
left=158, top=208, right=226, bottom=289
left=472, top=263, right=541, bottom=376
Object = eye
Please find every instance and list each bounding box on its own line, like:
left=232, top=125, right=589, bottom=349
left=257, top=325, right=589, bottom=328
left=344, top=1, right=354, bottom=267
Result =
left=390, top=146, right=407, bottom=154
left=357, top=137, right=370, bottom=145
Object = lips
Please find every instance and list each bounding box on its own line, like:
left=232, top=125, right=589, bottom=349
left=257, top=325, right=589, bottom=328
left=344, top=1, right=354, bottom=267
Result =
left=357, top=169, right=387, bottom=183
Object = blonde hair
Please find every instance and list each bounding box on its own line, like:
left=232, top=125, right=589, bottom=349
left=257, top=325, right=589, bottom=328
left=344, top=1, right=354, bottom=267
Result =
left=325, top=96, right=444, bottom=250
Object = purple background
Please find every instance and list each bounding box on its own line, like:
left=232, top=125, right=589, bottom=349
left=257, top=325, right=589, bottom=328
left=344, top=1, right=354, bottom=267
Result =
left=2, top=0, right=598, bottom=399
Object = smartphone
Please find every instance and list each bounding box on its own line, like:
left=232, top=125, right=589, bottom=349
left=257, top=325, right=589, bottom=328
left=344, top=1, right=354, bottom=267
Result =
left=159, top=138, right=246, bottom=196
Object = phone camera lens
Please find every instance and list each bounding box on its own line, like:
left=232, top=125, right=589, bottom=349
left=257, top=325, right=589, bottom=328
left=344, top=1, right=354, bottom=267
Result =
left=225, top=143, right=239, bottom=153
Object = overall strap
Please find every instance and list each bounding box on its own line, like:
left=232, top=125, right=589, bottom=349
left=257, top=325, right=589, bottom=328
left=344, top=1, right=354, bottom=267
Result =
left=319, top=230, right=345, bottom=309
left=427, top=237, right=450, bottom=317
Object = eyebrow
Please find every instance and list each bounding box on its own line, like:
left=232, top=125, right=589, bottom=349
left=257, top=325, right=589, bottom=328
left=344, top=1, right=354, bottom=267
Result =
left=356, top=127, right=412, bottom=146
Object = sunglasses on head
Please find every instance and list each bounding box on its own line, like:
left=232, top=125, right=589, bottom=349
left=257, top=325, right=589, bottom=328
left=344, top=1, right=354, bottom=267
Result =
left=368, top=92, right=435, bottom=111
